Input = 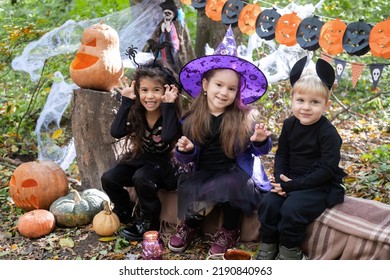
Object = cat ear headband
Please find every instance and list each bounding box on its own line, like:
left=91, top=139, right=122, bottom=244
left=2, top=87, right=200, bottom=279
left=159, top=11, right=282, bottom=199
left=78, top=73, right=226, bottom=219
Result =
left=290, top=56, right=335, bottom=90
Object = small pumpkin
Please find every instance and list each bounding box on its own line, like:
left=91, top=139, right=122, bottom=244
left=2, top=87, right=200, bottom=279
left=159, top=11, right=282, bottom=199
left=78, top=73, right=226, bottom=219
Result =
left=49, top=189, right=109, bottom=228
left=70, top=20, right=123, bottom=92
left=92, top=200, right=120, bottom=236
left=17, top=209, right=56, bottom=238
left=9, top=160, right=69, bottom=211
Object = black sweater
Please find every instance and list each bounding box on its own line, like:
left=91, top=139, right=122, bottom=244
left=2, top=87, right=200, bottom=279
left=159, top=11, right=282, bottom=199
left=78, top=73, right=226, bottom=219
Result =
left=274, top=115, right=347, bottom=193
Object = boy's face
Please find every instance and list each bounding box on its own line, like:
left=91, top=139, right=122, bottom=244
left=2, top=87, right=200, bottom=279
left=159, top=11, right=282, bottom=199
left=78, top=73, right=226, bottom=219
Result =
left=290, top=91, right=331, bottom=125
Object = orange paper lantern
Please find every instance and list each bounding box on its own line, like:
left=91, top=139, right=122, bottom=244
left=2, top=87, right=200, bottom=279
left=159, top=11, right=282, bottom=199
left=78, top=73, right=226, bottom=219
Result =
left=275, top=12, right=301, bottom=46
left=369, top=19, right=390, bottom=58
left=319, top=18, right=347, bottom=55
left=205, top=0, right=227, bottom=21
left=238, top=3, right=262, bottom=35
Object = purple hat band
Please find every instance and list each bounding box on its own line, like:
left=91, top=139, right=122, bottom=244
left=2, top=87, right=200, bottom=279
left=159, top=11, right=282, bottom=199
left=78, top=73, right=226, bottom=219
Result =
left=179, top=26, right=268, bottom=104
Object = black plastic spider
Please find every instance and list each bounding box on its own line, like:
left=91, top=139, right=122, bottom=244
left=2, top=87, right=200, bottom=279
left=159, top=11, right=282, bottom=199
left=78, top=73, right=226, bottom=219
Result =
left=125, top=45, right=139, bottom=67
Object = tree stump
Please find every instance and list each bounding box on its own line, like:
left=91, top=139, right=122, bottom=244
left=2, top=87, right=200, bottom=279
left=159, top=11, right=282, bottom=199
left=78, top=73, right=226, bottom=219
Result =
left=71, top=88, right=123, bottom=190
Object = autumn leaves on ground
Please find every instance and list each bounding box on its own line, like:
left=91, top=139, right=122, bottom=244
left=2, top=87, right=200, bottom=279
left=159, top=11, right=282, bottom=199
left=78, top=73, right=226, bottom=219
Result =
left=0, top=116, right=389, bottom=260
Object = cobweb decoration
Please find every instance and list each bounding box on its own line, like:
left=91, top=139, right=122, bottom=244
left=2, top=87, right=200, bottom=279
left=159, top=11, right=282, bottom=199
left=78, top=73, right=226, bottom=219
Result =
left=34, top=72, right=78, bottom=170
left=13, top=0, right=163, bottom=171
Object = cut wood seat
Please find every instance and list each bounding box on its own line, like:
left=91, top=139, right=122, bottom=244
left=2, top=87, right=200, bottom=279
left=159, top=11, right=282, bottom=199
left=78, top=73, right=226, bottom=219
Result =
left=127, top=188, right=390, bottom=259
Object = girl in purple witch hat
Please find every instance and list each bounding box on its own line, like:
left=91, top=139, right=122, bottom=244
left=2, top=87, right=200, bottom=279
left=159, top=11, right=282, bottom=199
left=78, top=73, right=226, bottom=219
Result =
left=168, top=26, right=272, bottom=255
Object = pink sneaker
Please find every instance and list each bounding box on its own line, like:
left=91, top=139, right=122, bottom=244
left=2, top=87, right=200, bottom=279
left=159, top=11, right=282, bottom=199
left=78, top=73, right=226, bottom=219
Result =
left=168, top=224, right=200, bottom=253
left=209, top=227, right=240, bottom=255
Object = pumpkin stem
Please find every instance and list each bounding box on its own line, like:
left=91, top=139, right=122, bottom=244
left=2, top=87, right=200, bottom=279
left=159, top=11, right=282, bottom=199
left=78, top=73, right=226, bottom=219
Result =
left=103, top=200, right=112, bottom=215
left=70, top=189, right=82, bottom=203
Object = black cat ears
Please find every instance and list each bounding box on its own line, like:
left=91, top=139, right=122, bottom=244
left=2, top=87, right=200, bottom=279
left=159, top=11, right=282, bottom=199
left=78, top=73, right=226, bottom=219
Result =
left=290, top=56, right=335, bottom=90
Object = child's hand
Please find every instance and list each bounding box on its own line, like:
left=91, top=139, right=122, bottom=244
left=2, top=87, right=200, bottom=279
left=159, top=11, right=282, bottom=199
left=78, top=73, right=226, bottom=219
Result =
left=270, top=174, right=291, bottom=197
left=176, top=136, right=194, bottom=152
left=250, top=123, right=271, bottom=142
left=114, top=77, right=136, bottom=99
left=161, top=84, right=179, bottom=103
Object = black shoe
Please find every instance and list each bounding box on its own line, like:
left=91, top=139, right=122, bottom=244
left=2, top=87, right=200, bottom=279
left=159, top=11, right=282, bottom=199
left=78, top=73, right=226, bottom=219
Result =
left=119, top=217, right=160, bottom=241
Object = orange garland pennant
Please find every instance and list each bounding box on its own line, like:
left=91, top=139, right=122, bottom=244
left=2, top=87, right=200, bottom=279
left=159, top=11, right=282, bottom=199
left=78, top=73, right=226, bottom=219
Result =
left=275, top=12, right=301, bottom=46
left=351, top=62, right=366, bottom=88
left=369, top=18, right=390, bottom=58
left=205, top=0, right=228, bottom=21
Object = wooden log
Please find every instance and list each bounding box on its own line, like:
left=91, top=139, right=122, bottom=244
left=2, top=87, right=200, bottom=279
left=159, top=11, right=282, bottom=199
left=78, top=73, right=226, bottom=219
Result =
left=70, top=88, right=123, bottom=190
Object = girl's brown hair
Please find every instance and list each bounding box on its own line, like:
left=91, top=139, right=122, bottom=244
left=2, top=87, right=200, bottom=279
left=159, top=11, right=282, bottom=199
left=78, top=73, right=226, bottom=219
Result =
left=182, top=69, right=253, bottom=158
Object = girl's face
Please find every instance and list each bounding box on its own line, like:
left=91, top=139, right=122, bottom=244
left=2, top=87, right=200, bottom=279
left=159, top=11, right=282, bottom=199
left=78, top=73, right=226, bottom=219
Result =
left=202, top=69, right=240, bottom=115
left=138, top=77, right=164, bottom=112
left=291, top=91, right=331, bottom=125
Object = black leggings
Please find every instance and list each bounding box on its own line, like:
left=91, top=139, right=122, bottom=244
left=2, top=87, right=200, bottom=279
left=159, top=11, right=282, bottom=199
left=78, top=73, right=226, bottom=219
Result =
left=101, top=162, right=177, bottom=215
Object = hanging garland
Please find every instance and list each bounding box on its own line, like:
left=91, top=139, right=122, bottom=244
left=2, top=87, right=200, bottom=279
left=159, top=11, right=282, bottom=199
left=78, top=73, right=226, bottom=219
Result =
left=181, top=0, right=390, bottom=58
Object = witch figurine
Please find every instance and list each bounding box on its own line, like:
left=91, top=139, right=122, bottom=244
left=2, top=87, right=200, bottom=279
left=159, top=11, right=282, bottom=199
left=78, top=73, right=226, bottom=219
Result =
left=143, top=0, right=195, bottom=73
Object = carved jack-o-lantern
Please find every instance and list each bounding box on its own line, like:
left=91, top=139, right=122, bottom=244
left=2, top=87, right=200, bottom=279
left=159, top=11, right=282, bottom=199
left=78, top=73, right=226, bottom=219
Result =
left=369, top=19, right=390, bottom=58
left=70, top=20, right=123, bottom=92
left=205, top=0, right=228, bottom=21
left=191, top=0, right=206, bottom=9
left=275, top=12, right=301, bottom=46
left=9, top=160, right=69, bottom=211
left=221, top=0, right=245, bottom=26
left=256, top=8, right=281, bottom=40
left=342, top=19, right=372, bottom=56
left=238, top=3, right=262, bottom=35
left=319, top=18, right=347, bottom=55
left=296, top=15, right=324, bottom=51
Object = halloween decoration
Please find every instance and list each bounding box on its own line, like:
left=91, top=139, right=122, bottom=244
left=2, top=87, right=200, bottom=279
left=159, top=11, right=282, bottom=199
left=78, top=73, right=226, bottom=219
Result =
left=342, top=19, right=372, bottom=56
left=221, top=0, right=245, bottom=26
left=369, top=64, right=385, bottom=90
left=319, top=18, right=347, bottom=55
left=191, top=0, right=206, bottom=9
left=290, top=56, right=335, bottom=90
left=256, top=8, right=281, bottom=40
left=69, top=20, right=123, bottom=92
left=275, top=12, right=301, bottom=46
left=9, top=160, right=69, bottom=211
left=92, top=200, right=121, bottom=236
left=143, top=0, right=195, bottom=73
left=369, top=19, right=390, bottom=58
left=180, top=26, right=268, bottom=105
left=180, top=0, right=191, bottom=4
left=296, top=15, right=324, bottom=51
left=238, top=3, right=262, bottom=35
left=206, top=0, right=228, bottom=21
left=49, top=189, right=109, bottom=228
left=17, top=209, right=56, bottom=238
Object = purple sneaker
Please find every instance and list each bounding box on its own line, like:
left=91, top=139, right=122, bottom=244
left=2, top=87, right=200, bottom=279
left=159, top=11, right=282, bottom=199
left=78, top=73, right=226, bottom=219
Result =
left=168, top=224, right=200, bottom=253
left=209, top=227, right=240, bottom=255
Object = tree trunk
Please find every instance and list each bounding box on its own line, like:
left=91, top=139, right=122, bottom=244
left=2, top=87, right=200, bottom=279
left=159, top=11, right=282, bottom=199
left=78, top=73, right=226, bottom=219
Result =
left=71, top=89, right=123, bottom=190
left=195, top=8, right=244, bottom=57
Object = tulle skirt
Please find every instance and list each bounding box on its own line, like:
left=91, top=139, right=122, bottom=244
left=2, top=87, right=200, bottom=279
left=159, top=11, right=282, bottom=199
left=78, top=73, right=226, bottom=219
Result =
left=177, top=164, right=264, bottom=220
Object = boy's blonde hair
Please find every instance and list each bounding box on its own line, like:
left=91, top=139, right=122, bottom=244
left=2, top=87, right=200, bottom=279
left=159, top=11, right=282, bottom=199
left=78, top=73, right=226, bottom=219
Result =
left=291, top=74, right=331, bottom=101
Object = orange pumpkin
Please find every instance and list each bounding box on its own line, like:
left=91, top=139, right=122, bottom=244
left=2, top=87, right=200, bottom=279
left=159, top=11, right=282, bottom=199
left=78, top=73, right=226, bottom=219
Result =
left=238, top=3, right=262, bottom=35
left=369, top=19, right=390, bottom=58
left=17, top=209, right=56, bottom=238
left=319, top=18, right=347, bottom=55
left=9, top=160, right=69, bottom=211
left=205, top=0, right=227, bottom=21
left=275, top=12, right=301, bottom=46
left=70, top=20, right=123, bottom=92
